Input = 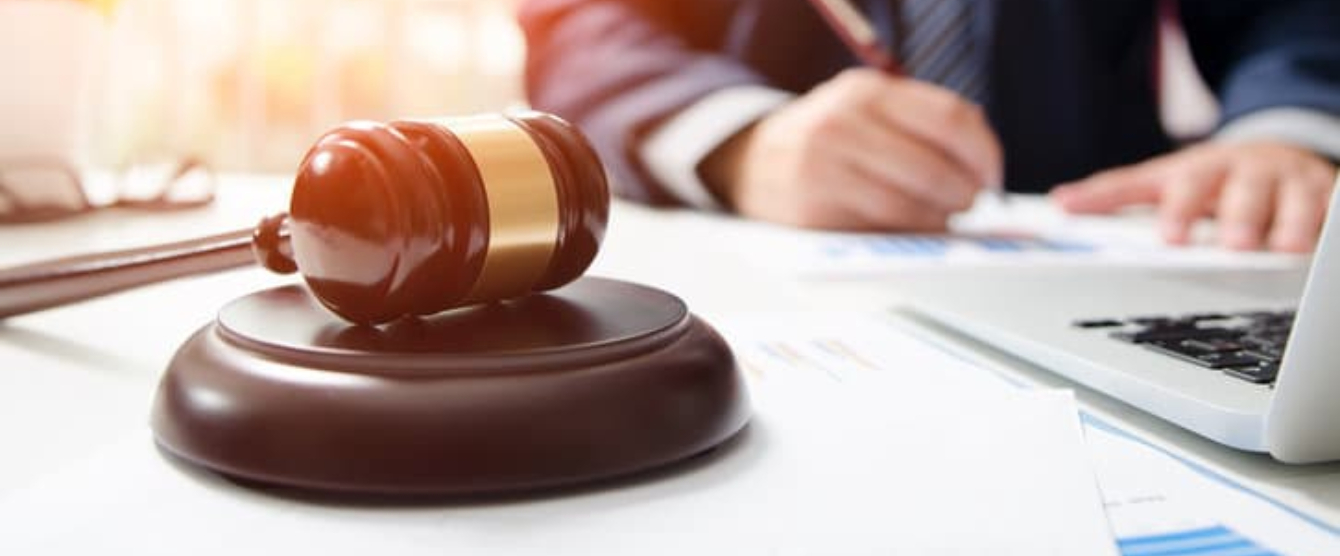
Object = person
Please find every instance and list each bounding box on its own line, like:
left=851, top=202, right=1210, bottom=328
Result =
left=518, top=0, right=1340, bottom=252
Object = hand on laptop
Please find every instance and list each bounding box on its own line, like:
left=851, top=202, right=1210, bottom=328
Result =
left=702, top=69, right=1003, bottom=231
left=1051, top=141, right=1338, bottom=253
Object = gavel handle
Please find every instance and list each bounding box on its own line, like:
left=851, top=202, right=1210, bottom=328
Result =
left=0, top=222, right=291, bottom=319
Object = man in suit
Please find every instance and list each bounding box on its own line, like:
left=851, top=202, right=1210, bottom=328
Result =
left=519, top=0, right=1340, bottom=252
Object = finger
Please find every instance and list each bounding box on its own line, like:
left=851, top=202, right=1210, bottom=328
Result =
left=1158, top=172, right=1221, bottom=245
left=1213, top=164, right=1274, bottom=250
left=1268, top=178, right=1331, bottom=253
left=834, top=164, right=951, bottom=232
left=821, top=113, right=978, bottom=212
left=1050, top=165, right=1163, bottom=214
left=868, top=78, right=1003, bottom=189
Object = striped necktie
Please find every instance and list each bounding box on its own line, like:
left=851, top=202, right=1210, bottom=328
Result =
left=895, top=0, right=989, bottom=103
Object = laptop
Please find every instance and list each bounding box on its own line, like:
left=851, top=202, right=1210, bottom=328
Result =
left=897, top=182, right=1340, bottom=464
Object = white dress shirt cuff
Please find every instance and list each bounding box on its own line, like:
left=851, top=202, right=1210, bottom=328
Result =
left=1215, top=107, right=1340, bottom=161
left=639, top=85, right=796, bottom=210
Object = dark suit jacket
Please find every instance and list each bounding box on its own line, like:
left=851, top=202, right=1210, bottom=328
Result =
left=519, top=0, right=1340, bottom=203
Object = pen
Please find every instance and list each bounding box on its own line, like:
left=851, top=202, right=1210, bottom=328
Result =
left=807, top=0, right=902, bottom=74
left=805, top=0, right=1008, bottom=204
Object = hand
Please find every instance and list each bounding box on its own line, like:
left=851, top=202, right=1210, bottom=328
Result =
left=1051, top=142, right=1339, bottom=252
left=701, top=69, right=1003, bottom=231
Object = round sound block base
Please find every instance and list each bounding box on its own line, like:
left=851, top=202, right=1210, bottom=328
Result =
left=150, top=277, right=749, bottom=495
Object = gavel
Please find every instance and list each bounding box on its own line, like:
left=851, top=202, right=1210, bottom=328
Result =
left=0, top=111, right=608, bottom=325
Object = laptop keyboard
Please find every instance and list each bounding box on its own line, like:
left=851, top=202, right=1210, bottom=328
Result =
left=1072, top=310, right=1295, bottom=385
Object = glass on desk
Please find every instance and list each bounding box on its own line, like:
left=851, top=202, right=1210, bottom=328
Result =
left=0, top=156, right=216, bottom=224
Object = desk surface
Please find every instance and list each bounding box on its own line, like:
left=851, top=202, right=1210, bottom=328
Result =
left=1, top=175, right=1337, bottom=547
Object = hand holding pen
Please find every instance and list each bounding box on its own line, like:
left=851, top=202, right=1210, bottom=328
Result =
left=699, top=0, right=1004, bottom=230
left=806, top=0, right=1007, bottom=203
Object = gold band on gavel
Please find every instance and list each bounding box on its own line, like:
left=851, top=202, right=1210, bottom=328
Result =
left=439, top=115, right=559, bottom=304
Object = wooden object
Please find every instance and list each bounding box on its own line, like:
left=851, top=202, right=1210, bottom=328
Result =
left=1, top=110, right=749, bottom=496
left=0, top=111, right=608, bottom=325
left=151, top=277, right=749, bottom=495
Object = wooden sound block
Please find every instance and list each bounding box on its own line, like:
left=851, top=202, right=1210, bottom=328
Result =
left=150, top=277, right=749, bottom=495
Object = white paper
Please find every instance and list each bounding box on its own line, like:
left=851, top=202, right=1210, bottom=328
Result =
left=1085, top=417, right=1340, bottom=556
left=887, top=313, right=1340, bottom=556
left=695, top=195, right=1306, bottom=277
left=0, top=314, right=1115, bottom=556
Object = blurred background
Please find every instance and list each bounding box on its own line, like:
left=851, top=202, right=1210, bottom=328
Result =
left=3, top=0, right=1217, bottom=177
left=31, top=0, right=525, bottom=174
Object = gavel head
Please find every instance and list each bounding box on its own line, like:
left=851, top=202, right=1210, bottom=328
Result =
left=280, top=111, right=608, bottom=325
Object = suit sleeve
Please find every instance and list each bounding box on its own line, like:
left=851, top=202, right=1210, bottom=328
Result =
left=518, top=0, right=769, bottom=205
left=1179, top=0, right=1340, bottom=140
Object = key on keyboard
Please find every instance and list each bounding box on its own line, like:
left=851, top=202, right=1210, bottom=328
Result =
left=1073, top=310, right=1295, bottom=385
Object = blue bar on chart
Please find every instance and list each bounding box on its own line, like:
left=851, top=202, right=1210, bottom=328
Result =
left=1117, top=525, right=1279, bottom=556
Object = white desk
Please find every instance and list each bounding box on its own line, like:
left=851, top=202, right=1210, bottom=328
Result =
left=1, top=175, right=1337, bottom=550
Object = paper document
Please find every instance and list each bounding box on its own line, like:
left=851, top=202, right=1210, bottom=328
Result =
left=692, top=195, right=1305, bottom=276
left=1084, top=417, right=1340, bottom=556
left=887, top=313, right=1340, bottom=556
left=0, top=315, right=1115, bottom=555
